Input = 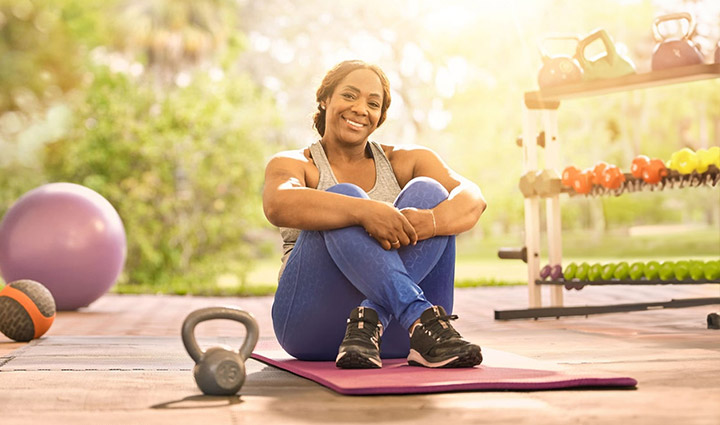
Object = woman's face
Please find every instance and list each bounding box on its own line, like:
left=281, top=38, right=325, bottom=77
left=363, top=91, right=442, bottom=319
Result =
left=321, top=68, right=384, bottom=146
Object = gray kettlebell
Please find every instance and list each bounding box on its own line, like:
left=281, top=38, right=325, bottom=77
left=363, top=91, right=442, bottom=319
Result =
left=181, top=306, right=259, bottom=396
left=537, top=35, right=583, bottom=88
left=651, top=12, right=704, bottom=71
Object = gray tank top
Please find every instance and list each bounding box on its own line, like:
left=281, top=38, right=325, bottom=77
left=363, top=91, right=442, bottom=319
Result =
left=277, top=141, right=402, bottom=278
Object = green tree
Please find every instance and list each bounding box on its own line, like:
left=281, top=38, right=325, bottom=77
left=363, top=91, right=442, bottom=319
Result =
left=45, top=65, right=281, bottom=288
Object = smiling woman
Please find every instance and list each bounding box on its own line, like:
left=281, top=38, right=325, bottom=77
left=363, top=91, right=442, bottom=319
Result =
left=312, top=61, right=391, bottom=141
left=262, top=60, right=487, bottom=370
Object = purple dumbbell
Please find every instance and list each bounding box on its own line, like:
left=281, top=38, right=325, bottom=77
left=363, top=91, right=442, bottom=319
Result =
left=550, top=264, right=564, bottom=280
left=540, top=264, right=552, bottom=280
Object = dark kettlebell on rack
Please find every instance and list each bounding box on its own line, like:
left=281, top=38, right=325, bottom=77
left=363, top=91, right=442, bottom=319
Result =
left=576, top=29, right=636, bottom=81
left=182, top=306, right=259, bottom=396
left=651, top=12, right=704, bottom=70
left=537, top=35, right=583, bottom=88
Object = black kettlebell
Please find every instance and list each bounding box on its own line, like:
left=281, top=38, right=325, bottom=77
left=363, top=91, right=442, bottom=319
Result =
left=651, top=12, right=704, bottom=70
left=537, top=35, right=583, bottom=89
left=181, top=306, right=259, bottom=396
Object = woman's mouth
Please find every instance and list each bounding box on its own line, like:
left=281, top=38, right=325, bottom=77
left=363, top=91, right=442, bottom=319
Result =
left=345, top=118, right=365, bottom=129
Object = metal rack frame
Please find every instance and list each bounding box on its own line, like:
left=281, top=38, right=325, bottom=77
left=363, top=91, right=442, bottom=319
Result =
left=495, top=64, right=720, bottom=320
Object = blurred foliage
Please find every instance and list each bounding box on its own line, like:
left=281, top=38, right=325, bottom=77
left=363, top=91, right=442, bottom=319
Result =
left=0, top=0, right=718, bottom=292
left=44, top=66, right=280, bottom=287
left=1, top=0, right=283, bottom=289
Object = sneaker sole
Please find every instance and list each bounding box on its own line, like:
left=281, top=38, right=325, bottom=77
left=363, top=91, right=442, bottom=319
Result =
left=407, top=348, right=483, bottom=368
left=335, top=351, right=382, bottom=369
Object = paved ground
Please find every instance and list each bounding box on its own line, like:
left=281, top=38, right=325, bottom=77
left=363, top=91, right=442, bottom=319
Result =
left=1, top=284, right=719, bottom=425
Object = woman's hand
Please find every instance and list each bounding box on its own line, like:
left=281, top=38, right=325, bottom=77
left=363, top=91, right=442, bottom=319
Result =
left=400, top=208, right=436, bottom=241
left=360, top=201, right=418, bottom=250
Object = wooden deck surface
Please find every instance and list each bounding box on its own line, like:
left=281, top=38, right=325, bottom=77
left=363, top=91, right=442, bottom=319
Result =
left=1, top=285, right=718, bottom=424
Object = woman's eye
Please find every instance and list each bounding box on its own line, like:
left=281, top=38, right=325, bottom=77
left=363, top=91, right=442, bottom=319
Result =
left=369, top=102, right=380, bottom=108
left=342, top=93, right=354, bottom=100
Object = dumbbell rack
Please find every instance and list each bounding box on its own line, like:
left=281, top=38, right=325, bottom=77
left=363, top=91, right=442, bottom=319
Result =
left=495, top=63, right=720, bottom=320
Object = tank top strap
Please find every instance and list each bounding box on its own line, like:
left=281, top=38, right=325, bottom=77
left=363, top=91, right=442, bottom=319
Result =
left=367, top=141, right=401, bottom=202
left=308, top=141, right=338, bottom=190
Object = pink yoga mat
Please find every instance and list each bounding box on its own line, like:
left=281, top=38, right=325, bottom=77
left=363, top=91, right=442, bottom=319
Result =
left=251, top=342, right=637, bottom=395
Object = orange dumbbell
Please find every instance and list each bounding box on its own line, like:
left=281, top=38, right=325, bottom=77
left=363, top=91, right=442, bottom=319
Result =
left=572, top=169, right=594, bottom=194
left=601, top=165, right=626, bottom=189
left=641, top=158, right=668, bottom=184
left=592, top=161, right=609, bottom=185
left=561, top=166, right=579, bottom=188
left=631, top=155, right=650, bottom=179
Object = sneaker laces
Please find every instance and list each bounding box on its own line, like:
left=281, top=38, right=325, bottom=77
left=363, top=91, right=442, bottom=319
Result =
left=346, top=317, right=381, bottom=340
left=421, top=314, right=461, bottom=342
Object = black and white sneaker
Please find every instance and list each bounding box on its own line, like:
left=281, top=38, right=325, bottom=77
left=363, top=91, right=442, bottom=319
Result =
left=335, top=307, right=383, bottom=369
left=407, top=305, right=482, bottom=368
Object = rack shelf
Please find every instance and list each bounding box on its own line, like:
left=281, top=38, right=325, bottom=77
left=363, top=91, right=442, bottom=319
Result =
left=563, top=169, right=720, bottom=197
left=527, top=168, right=720, bottom=200
left=495, top=297, right=720, bottom=320
left=538, top=279, right=720, bottom=287
left=525, top=63, right=720, bottom=108
left=495, top=62, right=720, bottom=320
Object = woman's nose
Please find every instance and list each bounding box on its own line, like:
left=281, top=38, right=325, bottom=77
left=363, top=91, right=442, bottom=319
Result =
left=351, top=100, right=367, bottom=115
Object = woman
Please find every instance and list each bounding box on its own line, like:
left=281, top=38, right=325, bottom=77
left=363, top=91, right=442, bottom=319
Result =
left=263, top=60, right=486, bottom=369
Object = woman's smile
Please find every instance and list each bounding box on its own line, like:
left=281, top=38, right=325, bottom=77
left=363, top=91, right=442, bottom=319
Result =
left=322, top=68, right=383, bottom=145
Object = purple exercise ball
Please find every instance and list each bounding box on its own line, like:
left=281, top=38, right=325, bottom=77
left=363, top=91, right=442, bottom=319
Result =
left=0, top=183, right=127, bottom=310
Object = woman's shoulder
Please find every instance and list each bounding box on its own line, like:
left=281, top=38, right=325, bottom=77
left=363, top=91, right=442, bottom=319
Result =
left=270, top=147, right=313, bottom=162
left=267, top=147, right=317, bottom=173
left=381, top=143, right=438, bottom=161
left=266, top=147, right=319, bottom=188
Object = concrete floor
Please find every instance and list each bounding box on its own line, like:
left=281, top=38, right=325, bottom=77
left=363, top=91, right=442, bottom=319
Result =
left=1, top=284, right=719, bottom=425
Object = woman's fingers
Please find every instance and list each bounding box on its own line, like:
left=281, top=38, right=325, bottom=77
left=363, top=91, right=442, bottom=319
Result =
left=402, top=215, right=418, bottom=245
left=362, top=201, right=418, bottom=249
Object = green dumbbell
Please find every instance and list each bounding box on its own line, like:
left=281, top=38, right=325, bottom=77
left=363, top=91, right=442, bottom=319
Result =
left=588, top=263, right=603, bottom=282
left=658, top=261, right=675, bottom=281
left=601, top=263, right=616, bottom=280
left=628, top=262, right=645, bottom=280
left=614, top=261, right=630, bottom=280
left=645, top=261, right=661, bottom=280
left=704, top=261, right=720, bottom=280
left=576, top=262, right=590, bottom=281
left=689, top=261, right=705, bottom=281
left=673, top=260, right=690, bottom=281
left=564, top=262, right=578, bottom=280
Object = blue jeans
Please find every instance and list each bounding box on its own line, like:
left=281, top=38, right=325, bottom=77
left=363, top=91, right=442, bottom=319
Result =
left=271, top=177, right=456, bottom=360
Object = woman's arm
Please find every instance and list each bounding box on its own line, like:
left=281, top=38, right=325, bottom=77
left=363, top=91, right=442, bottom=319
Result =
left=262, top=150, right=418, bottom=249
left=393, top=146, right=487, bottom=240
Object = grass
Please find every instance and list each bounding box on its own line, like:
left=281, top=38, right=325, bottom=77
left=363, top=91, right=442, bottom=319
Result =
left=111, top=226, right=719, bottom=297
left=112, top=280, right=278, bottom=297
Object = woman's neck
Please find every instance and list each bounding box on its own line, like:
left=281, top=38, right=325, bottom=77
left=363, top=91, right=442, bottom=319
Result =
left=319, top=138, right=371, bottom=163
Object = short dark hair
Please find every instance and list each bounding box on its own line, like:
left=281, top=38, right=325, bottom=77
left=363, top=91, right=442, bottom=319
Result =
left=313, top=60, right=392, bottom=137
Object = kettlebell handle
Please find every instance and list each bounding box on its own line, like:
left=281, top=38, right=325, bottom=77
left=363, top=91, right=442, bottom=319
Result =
left=181, top=306, right=259, bottom=363
left=576, top=29, right=616, bottom=67
left=653, top=12, right=696, bottom=42
left=537, top=34, right=580, bottom=61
